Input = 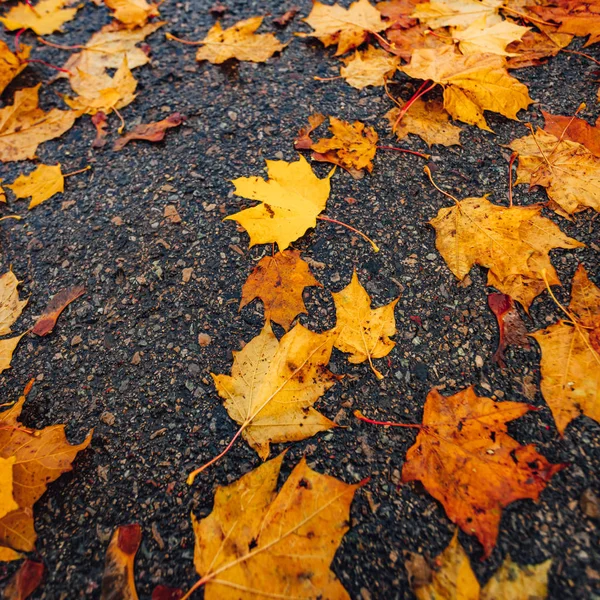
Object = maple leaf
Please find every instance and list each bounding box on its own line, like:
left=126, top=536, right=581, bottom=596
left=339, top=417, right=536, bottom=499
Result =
left=340, top=45, right=400, bottom=89
left=104, top=0, right=159, bottom=28
left=402, top=46, right=532, bottom=131
left=509, top=128, right=600, bottom=216
left=191, top=454, right=359, bottom=599
left=240, top=250, right=322, bottom=331
left=430, top=195, right=583, bottom=309
left=542, top=110, right=600, bottom=158
left=409, top=531, right=552, bottom=599
left=0, top=85, right=79, bottom=163
left=488, top=293, right=530, bottom=368
left=0, top=0, right=81, bottom=35
left=451, top=16, right=529, bottom=56
left=0, top=383, right=92, bottom=552
left=0, top=333, right=26, bottom=374
left=192, top=17, right=284, bottom=64
left=531, top=265, right=600, bottom=435
left=387, top=97, right=462, bottom=146
left=332, top=271, right=398, bottom=379
left=300, top=0, right=387, bottom=56
left=402, top=386, right=564, bottom=557
left=225, top=155, right=334, bottom=251
left=208, top=322, right=337, bottom=464
left=113, top=112, right=185, bottom=151
left=376, top=0, right=422, bottom=29
left=412, top=0, right=502, bottom=29
left=0, top=272, right=27, bottom=337
left=101, top=524, right=141, bottom=599
left=32, top=285, right=85, bottom=336
left=0, top=41, right=30, bottom=96
left=506, top=30, right=572, bottom=70
left=310, top=117, right=379, bottom=175
left=7, top=164, right=64, bottom=209
left=530, top=0, right=600, bottom=47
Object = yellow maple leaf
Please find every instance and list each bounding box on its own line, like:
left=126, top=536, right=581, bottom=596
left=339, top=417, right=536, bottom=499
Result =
left=340, top=45, right=400, bottom=89
left=0, top=85, right=79, bottom=163
left=412, top=0, right=502, bottom=29
left=0, top=456, right=19, bottom=521
left=332, top=271, right=398, bottom=379
left=402, top=45, right=532, bottom=131
left=226, top=155, right=333, bottom=250
left=0, top=333, right=26, bottom=374
left=509, top=128, right=600, bottom=216
left=0, top=0, right=81, bottom=35
left=104, top=0, right=159, bottom=28
left=193, top=16, right=285, bottom=64
left=531, top=265, right=600, bottom=435
left=0, top=41, right=30, bottom=96
left=208, top=322, right=337, bottom=465
left=430, top=195, right=583, bottom=309
left=301, top=0, right=387, bottom=56
left=452, top=16, right=530, bottom=56
left=8, top=164, right=64, bottom=209
left=0, top=272, right=27, bottom=336
left=311, top=117, right=379, bottom=175
left=387, top=97, right=462, bottom=146
left=481, top=555, right=552, bottom=600
left=191, top=454, right=358, bottom=599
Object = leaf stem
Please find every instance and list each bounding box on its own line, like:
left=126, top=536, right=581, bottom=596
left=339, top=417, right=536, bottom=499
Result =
left=562, top=50, right=600, bottom=66
left=0, top=215, right=23, bottom=222
left=317, top=214, right=379, bottom=252
left=165, top=32, right=204, bottom=46
left=354, top=410, right=421, bottom=429
left=377, top=145, right=430, bottom=159
left=24, top=59, right=72, bottom=75
left=423, top=165, right=461, bottom=206
left=392, top=80, right=436, bottom=132
left=63, top=165, right=91, bottom=178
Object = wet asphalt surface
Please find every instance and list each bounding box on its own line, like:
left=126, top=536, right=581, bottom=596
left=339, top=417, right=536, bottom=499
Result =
left=0, top=1, right=599, bottom=598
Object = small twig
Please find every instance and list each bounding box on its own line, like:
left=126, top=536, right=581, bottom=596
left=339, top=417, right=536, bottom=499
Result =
left=377, top=146, right=430, bottom=159
left=354, top=410, right=422, bottom=429
left=508, top=151, right=517, bottom=207
left=317, top=214, right=379, bottom=252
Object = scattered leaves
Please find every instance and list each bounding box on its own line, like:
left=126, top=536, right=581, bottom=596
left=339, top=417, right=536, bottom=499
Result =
left=32, top=285, right=85, bottom=336
left=7, top=164, right=64, bottom=209
left=113, top=112, right=185, bottom=151
left=0, top=0, right=81, bottom=35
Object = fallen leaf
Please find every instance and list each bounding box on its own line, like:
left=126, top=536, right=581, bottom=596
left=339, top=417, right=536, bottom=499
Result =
left=151, top=586, right=183, bottom=600
left=7, top=164, right=64, bottom=209
left=543, top=110, right=600, bottom=158
left=0, top=457, right=19, bottom=520
left=0, top=383, right=92, bottom=552
left=376, top=0, right=422, bottom=29
left=506, top=30, right=572, bottom=69
left=209, top=322, right=337, bottom=463
left=104, top=0, right=159, bottom=28
left=301, top=0, right=387, bottom=56
left=193, top=16, right=284, bottom=64
left=531, top=265, right=600, bottom=435
left=402, top=386, right=565, bottom=556
left=240, top=250, right=322, bottom=331
left=332, top=271, right=398, bottom=378
left=509, top=128, right=600, bottom=215
left=412, top=0, right=502, bottom=29
left=101, top=524, right=141, bottom=600
left=91, top=112, right=109, bottom=148
left=0, top=41, right=30, bottom=96
left=0, top=272, right=27, bottom=336
left=32, top=285, right=85, bottom=336
left=387, top=97, right=462, bottom=146
left=0, top=85, right=79, bottom=162
left=530, top=0, right=600, bottom=47
left=481, top=554, right=552, bottom=600
left=430, top=195, right=583, bottom=309
left=294, top=113, right=326, bottom=150
left=225, top=155, right=333, bottom=250
left=192, top=454, right=359, bottom=598
left=273, top=6, right=299, bottom=27
left=113, top=112, right=185, bottom=151
left=2, top=559, right=44, bottom=600
left=0, top=333, right=26, bottom=374
left=0, top=0, right=81, bottom=35
left=402, top=46, right=532, bottom=131
left=311, top=117, right=379, bottom=175
left=386, top=23, right=450, bottom=61
left=451, top=16, right=529, bottom=56
left=340, top=45, right=400, bottom=89
left=488, top=293, right=530, bottom=367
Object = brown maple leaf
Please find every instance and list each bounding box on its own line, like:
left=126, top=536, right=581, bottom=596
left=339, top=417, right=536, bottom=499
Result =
left=530, top=0, right=600, bottom=47
left=488, top=293, right=530, bottom=368
left=542, top=110, right=600, bottom=158
left=113, top=112, right=185, bottom=150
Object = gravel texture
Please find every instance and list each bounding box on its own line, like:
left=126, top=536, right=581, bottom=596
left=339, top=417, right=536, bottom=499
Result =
left=0, top=1, right=599, bottom=598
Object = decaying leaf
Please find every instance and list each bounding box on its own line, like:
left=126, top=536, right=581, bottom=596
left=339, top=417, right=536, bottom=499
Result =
left=430, top=195, right=583, bottom=309
left=193, top=17, right=285, bottom=64
left=0, top=333, right=26, bottom=374
left=0, top=383, right=92, bottom=552
left=402, top=46, right=532, bottom=131
left=387, top=97, right=462, bottom=147
left=402, top=386, right=565, bottom=557
left=488, top=293, right=530, bottom=367
left=294, top=113, right=326, bottom=150
left=0, top=41, right=30, bottom=96
left=240, top=250, right=322, bottom=331
left=101, top=524, right=141, bottom=600
left=7, top=164, right=64, bottom=209
left=113, top=113, right=185, bottom=151
left=0, top=85, right=79, bottom=163
left=301, top=0, right=387, bottom=56
left=0, top=272, right=27, bottom=337
left=104, top=0, right=159, bottom=28
left=32, top=285, right=85, bottom=336
left=506, top=30, right=572, bottom=69
left=3, top=559, right=45, bottom=600
left=332, top=271, right=398, bottom=378
left=192, top=454, right=359, bottom=599
left=0, top=0, right=81, bottom=35
left=531, top=265, right=600, bottom=435
left=410, top=531, right=552, bottom=599
left=92, top=112, right=109, bottom=148
left=412, top=0, right=502, bottom=29
left=225, top=155, right=334, bottom=250
left=207, top=322, right=337, bottom=469
left=340, top=45, right=400, bottom=89
left=509, top=128, right=600, bottom=215
left=451, top=16, right=529, bottom=56
left=311, top=117, right=379, bottom=175
left=543, top=110, right=600, bottom=158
